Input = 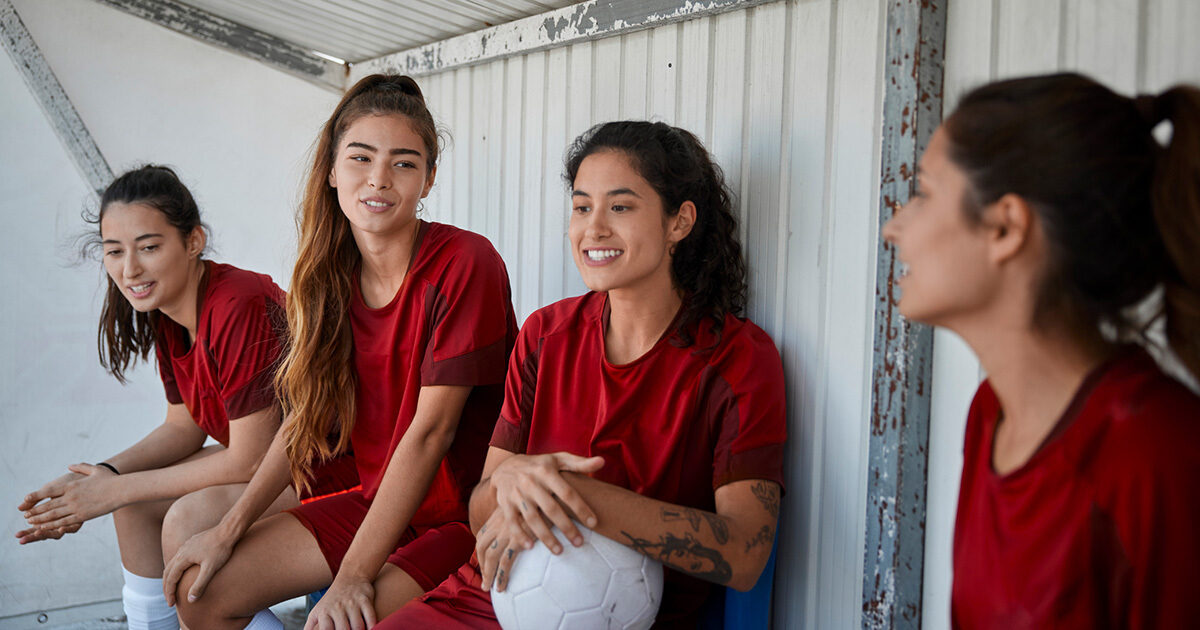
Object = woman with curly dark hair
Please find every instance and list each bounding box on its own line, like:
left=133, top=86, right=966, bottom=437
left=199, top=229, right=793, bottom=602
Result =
left=883, top=73, right=1200, bottom=627
left=382, top=121, right=788, bottom=628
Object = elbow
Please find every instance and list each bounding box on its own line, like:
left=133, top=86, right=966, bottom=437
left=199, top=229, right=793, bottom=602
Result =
left=728, top=560, right=769, bottom=593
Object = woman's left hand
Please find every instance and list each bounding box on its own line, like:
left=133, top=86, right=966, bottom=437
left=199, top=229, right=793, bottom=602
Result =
left=477, top=506, right=541, bottom=593
left=21, top=463, right=120, bottom=532
left=304, top=575, right=377, bottom=630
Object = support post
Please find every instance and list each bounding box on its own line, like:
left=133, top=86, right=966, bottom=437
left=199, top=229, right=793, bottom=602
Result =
left=862, top=0, right=946, bottom=628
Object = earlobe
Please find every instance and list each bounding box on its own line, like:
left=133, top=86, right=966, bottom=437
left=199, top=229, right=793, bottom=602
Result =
left=422, top=166, right=438, bottom=198
left=328, top=169, right=337, bottom=188
left=987, top=193, right=1032, bottom=263
left=672, top=201, right=698, bottom=243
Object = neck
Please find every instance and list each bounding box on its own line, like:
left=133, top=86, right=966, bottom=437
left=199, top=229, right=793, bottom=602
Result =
left=356, top=219, right=421, bottom=307
left=957, top=312, right=1113, bottom=470
left=604, top=271, right=683, bottom=364
left=159, top=260, right=206, bottom=342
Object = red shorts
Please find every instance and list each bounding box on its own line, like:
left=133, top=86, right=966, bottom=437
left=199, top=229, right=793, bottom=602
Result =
left=299, top=454, right=360, bottom=501
left=286, top=491, right=474, bottom=591
left=377, top=558, right=499, bottom=629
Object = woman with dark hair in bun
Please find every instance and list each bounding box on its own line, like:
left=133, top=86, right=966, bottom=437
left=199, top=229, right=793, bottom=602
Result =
left=163, top=75, right=517, bottom=629
left=385, top=121, right=787, bottom=628
left=882, top=73, right=1200, bottom=627
left=16, top=165, right=357, bottom=630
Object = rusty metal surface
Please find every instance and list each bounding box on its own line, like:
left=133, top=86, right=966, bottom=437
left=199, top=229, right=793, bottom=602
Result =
left=862, top=0, right=945, bottom=628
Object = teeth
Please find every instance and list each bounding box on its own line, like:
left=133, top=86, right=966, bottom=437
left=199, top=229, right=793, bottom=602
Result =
left=586, top=249, right=623, bottom=261
left=364, top=200, right=389, bottom=208
left=130, top=283, right=152, bottom=293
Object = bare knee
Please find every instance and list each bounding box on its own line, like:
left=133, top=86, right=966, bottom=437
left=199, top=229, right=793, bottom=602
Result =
left=162, top=486, right=236, bottom=560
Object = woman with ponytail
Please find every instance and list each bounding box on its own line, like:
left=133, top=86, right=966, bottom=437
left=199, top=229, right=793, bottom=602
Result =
left=881, top=73, right=1200, bottom=627
left=163, top=74, right=517, bottom=630
left=15, top=165, right=357, bottom=630
left=384, top=121, right=787, bottom=627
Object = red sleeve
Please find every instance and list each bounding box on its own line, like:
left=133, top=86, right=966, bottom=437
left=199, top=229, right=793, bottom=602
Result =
left=1102, top=389, right=1200, bottom=628
left=206, top=293, right=285, bottom=420
left=420, top=235, right=514, bottom=387
left=710, top=326, right=788, bottom=491
left=155, top=337, right=183, bottom=405
left=489, top=314, right=542, bottom=454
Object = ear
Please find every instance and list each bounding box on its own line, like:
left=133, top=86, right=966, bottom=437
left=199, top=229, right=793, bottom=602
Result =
left=328, top=168, right=338, bottom=188
left=187, top=226, right=207, bottom=258
left=421, top=164, right=438, bottom=198
left=984, top=193, right=1033, bottom=264
left=669, top=201, right=697, bottom=245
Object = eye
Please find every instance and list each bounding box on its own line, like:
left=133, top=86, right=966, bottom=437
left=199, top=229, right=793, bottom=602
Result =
left=395, top=160, right=418, bottom=169
left=104, top=249, right=122, bottom=258
left=141, top=244, right=159, bottom=253
left=350, top=155, right=369, bottom=163
left=573, top=204, right=591, bottom=214
left=610, top=204, right=630, bottom=213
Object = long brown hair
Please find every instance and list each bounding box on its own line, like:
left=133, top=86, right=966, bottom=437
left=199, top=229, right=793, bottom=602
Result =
left=278, top=74, right=440, bottom=491
left=944, top=73, right=1200, bottom=379
left=83, top=165, right=207, bottom=383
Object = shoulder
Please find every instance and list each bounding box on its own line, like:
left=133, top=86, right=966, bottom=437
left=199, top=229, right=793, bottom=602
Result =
left=201, top=262, right=284, bottom=330
left=700, top=315, right=783, bottom=383
left=521, top=293, right=601, bottom=342
left=421, top=222, right=505, bottom=267
left=1088, top=352, right=1200, bottom=486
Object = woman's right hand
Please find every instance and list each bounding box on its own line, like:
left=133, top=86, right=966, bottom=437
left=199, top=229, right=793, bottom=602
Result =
left=14, top=471, right=86, bottom=544
left=487, top=452, right=604, bottom=554
left=162, top=525, right=237, bottom=606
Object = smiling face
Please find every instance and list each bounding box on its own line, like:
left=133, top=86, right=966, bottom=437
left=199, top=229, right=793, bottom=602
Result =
left=100, top=202, right=202, bottom=315
left=882, top=128, right=1000, bottom=329
left=568, top=150, right=693, bottom=296
left=329, top=113, right=435, bottom=240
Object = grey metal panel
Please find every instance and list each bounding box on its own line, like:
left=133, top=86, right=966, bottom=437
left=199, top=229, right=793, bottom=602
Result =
left=861, top=0, right=944, bottom=627
left=178, top=0, right=578, bottom=63
left=0, top=0, right=112, bottom=196
left=94, top=0, right=345, bottom=90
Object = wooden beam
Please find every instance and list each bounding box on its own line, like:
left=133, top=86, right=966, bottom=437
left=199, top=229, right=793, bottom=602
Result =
left=862, top=0, right=946, bottom=628
left=93, top=0, right=345, bottom=92
left=353, top=0, right=783, bottom=80
left=1, top=0, right=112, bottom=196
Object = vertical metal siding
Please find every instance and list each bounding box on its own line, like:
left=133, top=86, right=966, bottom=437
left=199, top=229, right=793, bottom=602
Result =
left=922, top=1, right=1200, bottom=628
left=415, top=2, right=886, bottom=626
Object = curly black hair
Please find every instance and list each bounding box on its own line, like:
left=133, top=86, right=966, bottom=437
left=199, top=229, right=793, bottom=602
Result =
left=564, top=121, right=747, bottom=347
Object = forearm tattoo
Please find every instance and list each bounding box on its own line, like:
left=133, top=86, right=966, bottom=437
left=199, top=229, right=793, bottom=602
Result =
left=621, top=530, right=733, bottom=584
left=661, top=507, right=731, bottom=545
left=744, top=524, right=772, bottom=552
left=751, top=481, right=780, bottom=518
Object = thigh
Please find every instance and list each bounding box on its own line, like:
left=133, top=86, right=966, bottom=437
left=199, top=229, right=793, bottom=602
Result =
left=174, top=512, right=332, bottom=624
left=162, top=483, right=300, bottom=561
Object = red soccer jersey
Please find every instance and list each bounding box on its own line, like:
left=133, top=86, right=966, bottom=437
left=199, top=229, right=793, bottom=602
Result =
left=156, top=261, right=285, bottom=446
left=417, top=292, right=786, bottom=627
left=952, top=349, right=1200, bottom=629
left=349, top=221, right=517, bottom=527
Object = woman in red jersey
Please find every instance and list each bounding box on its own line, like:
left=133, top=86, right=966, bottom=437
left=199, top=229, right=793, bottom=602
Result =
left=15, top=165, right=356, bottom=630
left=383, top=121, right=787, bottom=628
left=882, top=73, right=1200, bottom=628
left=162, top=74, right=517, bottom=630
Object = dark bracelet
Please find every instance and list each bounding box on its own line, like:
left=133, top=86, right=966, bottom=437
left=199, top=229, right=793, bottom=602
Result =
left=96, top=462, right=120, bottom=475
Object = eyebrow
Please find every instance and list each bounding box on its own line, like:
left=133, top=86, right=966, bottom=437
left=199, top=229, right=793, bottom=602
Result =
left=102, top=233, right=164, bottom=244
left=346, top=141, right=423, bottom=157
left=571, top=188, right=642, bottom=198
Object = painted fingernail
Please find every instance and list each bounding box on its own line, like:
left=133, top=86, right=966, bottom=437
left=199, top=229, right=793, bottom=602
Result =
left=188, top=594, right=197, bottom=602
left=586, top=517, right=597, bottom=527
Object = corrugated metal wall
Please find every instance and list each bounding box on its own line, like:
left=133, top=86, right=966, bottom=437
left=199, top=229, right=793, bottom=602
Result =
left=411, top=1, right=886, bottom=626
left=923, top=1, right=1200, bottom=628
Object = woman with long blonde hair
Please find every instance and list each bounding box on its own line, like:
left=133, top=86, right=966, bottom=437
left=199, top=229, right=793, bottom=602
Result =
left=162, top=75, right=517, bottom=630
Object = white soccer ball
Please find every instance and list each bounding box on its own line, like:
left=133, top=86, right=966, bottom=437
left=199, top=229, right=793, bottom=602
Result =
left=491, top=524, right=664, bottom=630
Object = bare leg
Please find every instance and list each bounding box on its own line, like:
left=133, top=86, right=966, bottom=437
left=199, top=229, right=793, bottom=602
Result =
left=372, top=563, right=424, bottom=619
left=174, top=512, right=332, bottom=630
left=161, top=483, right=300, bottom=563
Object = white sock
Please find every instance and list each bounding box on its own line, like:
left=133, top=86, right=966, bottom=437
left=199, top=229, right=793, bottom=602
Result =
left=122, top=567, right=179, bottom=630
left=244, top=609, right=284, bottom=630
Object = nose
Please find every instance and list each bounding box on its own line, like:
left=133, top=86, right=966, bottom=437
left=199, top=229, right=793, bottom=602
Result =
left=368, top=161, right=392, bottom=190
left=583, top=208, right=612, bottom=240
left=882, top=200, right=905, bottom=244
left=123, top=251, right=143, bottom=279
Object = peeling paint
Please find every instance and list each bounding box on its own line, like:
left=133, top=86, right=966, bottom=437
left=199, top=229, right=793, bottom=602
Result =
left=1, top=0, right=112, bottom=195
left=863, top=0, right=945, bottom=629
left=354, top=0, right=780, bottom=81
left=95, top=0, right=343, bottom=92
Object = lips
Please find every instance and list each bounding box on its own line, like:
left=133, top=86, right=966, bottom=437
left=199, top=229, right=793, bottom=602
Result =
left=127, top=282, right=155, bottom=298
left=361, top=197, right=394, bottom=213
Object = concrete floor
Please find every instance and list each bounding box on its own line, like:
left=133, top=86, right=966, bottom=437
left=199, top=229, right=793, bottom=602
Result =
left=48, top=597, right=308, bottom=630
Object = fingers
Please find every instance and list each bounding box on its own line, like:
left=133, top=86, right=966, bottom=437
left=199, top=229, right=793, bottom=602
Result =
left=187, top=560, right=217, bottom=603
left=495, top=544, right=519, bottom=593
left=552, top=453, right=605, bottom=475
left=67, top=463, right=96, bottom=476
left=15, top=526, right=57, bottom=544
left=162, top=557, right=185, bottom=606
left=513, top=490, right=563, bottom=553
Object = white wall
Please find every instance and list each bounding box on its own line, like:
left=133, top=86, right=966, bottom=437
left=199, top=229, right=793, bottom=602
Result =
left=921, top=1, right=1200, bottom=628
left=0, top=0, right=337, bottom=619
left=409, top=1, right=887, bottom=626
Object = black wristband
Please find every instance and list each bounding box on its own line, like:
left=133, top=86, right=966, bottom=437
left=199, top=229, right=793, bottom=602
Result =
left=96, top=462, right=120, bottom=475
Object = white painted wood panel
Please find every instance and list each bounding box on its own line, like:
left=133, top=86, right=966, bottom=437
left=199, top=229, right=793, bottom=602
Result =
left=924, top=1, right=1200, bottom=628
left=412, top=2, right=885, bottom=626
